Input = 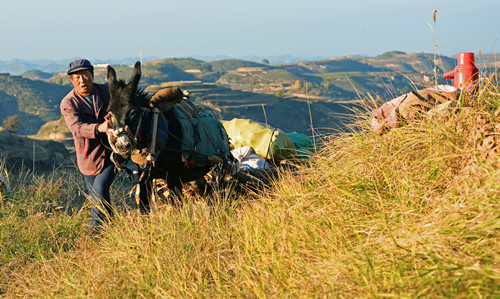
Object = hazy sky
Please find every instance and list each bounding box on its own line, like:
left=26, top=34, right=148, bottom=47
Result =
left=0, top=0, right=499, bottom=61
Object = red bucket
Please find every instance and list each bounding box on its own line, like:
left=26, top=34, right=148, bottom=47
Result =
left=443, top=52, right=479, bottom=90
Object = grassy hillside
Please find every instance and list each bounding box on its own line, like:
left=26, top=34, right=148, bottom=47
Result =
left=20, top=70, right=53, bottom=81
left=1, top=80, right=498, bottom=297
left=297, top=57, right=385, bottom=73
left=363, top=51, right=456, bottom=73
left=0, top=127, right=70, bottom=173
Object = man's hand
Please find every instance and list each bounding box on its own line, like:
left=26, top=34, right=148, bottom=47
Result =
left=97, top=119, right=111, bottom=133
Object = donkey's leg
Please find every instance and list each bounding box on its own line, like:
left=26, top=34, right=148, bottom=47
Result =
left=167, top=173, right=183, bottom=207
left=190, top=177, right=211, bottom=197
left=138, top=179, right=152, bottom=214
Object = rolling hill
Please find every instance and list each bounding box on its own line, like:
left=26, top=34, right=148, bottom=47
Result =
left=0, top=73, right=71, bottom=134
left=0, top=51, right=498, bottom=136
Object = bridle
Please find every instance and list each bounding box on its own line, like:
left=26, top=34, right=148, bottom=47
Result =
left=107, top=106, right=150, bottom=155
left=107, top=107, right=161, bottom=177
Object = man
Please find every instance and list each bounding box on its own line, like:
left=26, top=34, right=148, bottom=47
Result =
left=60, top=59, right=115, bottom=233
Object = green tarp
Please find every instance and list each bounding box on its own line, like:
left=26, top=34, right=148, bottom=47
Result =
left=287, top=132, right=314, bottom=159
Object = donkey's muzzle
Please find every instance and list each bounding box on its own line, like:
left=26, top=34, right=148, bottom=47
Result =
left=115, top=133, right=132, bottom=153
left=107, top=127, right=134, bottom=158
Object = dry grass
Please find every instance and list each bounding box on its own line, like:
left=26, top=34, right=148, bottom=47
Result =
left=1, top=82, right=499, bottom=297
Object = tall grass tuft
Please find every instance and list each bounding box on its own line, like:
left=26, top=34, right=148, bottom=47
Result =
left=3, top=81, right=500, bottom=297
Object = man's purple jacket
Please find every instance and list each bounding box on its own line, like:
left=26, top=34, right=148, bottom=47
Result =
left=60, top=83, right=112, bottom=176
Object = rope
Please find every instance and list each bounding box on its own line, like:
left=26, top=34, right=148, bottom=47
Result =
left=264, top=128, right=276, bottom=168
left=193, top=110, right=219, bottom=153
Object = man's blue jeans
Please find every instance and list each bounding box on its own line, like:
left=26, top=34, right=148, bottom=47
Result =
left=83, top=160, right=116, bottom=230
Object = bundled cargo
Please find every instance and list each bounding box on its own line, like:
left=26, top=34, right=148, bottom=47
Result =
left=221, top=118, right=296, bottom=162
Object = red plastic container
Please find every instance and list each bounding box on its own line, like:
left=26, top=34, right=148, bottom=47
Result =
left=443, top=52, right=479, bottom=90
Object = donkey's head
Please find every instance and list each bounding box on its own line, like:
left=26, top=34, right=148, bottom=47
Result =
left=107, top=61, right=142, bottom=129
left=106, top=61, right=142, bottom=158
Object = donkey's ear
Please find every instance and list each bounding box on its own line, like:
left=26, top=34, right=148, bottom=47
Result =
left=107, top=65, right=117, bottom=86
left=130, top=61, right=141, bottom=88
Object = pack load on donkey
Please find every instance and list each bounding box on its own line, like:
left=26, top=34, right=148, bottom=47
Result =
left=150, top=90, right=312, bottom=167
left=149, top=87, right=230, bottom=166
left=148, top=88, right=313, bottom=182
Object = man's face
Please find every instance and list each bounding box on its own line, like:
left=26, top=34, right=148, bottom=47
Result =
left=69, top=70, right=93, bottom=96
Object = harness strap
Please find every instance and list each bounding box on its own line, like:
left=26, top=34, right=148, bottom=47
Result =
left=192, top=110, right=219, bottom=154
left=176, top=101, right=200, bottom=159
left=149, top=108, right=161, bottom=156
left=134, top=111, right=144, bottom=141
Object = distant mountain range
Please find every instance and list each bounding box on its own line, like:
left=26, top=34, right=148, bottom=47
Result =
left=1, top=52, right=498, bottom=75
left=0, top=57, right=155, bottom=75
left=0, top=55, right=331, bottom=75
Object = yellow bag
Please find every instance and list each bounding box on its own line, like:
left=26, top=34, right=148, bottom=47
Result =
left=222, top=118, right=296, bottom=162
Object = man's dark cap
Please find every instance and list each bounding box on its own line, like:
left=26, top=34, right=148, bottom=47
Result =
left=67, top=59, right=94, bottom=75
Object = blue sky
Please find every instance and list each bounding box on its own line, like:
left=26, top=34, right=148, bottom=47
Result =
left=0, top=0, right=499, bottom=61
